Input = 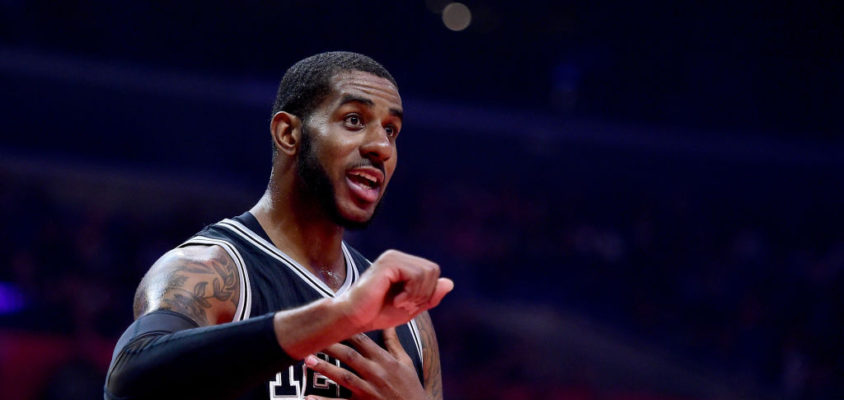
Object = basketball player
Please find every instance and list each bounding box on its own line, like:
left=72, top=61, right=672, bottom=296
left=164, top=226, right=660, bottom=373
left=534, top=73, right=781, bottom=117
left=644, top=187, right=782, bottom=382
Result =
left=104, top=52, right=453, bottom=400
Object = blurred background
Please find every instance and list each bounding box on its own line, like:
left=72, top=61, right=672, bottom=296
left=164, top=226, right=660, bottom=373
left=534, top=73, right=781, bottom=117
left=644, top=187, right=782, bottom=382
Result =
left=1, top=1, right=842, bottom=399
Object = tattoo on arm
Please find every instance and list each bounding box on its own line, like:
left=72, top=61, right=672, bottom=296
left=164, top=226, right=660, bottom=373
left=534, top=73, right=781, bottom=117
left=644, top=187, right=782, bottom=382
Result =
left=416, top=311, right=443, bottom=400
left=133, top=246, right=240, bottom=326
left=133, top=285, right=149, bottom=318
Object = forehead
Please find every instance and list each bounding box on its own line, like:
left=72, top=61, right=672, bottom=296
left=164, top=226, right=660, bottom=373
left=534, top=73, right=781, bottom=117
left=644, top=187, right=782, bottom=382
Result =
left=326, top=70, right=402, bottom=109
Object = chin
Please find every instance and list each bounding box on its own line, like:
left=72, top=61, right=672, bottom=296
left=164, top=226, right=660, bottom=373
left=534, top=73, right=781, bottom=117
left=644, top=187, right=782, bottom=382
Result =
left=334, top=202, right=378, bottom=231
left=337, top=214, right=373, bottom=231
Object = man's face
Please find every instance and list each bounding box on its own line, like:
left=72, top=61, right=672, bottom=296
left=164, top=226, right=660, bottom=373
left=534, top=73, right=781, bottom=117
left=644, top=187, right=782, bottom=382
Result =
left=296, top=70, right=402, bottom=229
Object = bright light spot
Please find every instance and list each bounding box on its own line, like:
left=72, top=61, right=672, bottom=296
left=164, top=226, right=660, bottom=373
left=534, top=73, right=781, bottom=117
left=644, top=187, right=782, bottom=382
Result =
left=442, top=2, right=471, bottom=32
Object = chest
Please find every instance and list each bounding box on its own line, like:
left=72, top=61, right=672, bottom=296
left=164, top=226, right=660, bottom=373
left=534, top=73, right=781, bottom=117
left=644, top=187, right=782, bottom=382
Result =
left=240, top=255, right=425, bottom=397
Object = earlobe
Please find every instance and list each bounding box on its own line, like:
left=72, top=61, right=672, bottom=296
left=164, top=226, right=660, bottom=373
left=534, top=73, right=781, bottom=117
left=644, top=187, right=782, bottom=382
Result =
left=270, top=111, right=301, bottom=156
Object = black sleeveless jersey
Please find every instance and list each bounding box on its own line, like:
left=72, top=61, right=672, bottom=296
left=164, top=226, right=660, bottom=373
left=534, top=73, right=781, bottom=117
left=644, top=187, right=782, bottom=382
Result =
left=179, top=212, right=425, bottom=400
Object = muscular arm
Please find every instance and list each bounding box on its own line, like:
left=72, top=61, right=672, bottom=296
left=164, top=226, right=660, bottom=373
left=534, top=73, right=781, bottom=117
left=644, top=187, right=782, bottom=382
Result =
left=132, top=245, right=239, bottom=325
left=416, top=311, right=443, bottom=400
left=108, top=245, right=361, bottom=399
left=106, top=247, right=453, bottom=400
left=106, top=245, right=289, bottom=399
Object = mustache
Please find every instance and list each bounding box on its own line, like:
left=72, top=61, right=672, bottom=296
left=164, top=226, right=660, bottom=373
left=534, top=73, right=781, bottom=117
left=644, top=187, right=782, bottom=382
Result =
left=349, top=159, right=385, bottom=175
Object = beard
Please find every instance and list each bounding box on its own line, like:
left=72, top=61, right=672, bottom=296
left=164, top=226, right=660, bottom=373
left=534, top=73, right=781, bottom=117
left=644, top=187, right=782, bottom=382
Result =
left=296, top=124, right=381, bottom=230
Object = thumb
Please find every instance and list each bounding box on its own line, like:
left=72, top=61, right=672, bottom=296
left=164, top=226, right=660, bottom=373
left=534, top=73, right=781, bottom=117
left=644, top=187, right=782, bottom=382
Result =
left=383, top=327, right=412, bottom=364
left=424, top=278, right=454, bottom=310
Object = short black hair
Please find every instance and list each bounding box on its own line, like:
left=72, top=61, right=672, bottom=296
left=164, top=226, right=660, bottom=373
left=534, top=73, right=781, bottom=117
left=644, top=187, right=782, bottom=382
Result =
left=271, top=51, right=397, bottom=121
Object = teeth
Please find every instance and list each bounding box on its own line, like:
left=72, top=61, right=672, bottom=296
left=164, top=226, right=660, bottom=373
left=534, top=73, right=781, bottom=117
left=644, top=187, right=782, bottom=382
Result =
left=350, top=171, right=377, bottom=188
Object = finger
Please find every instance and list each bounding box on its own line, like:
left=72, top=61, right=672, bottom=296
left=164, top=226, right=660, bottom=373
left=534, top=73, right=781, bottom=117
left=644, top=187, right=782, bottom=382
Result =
left=415, top=261, right=440, bottom=308
left=380, top=249, right=431, bottom=266
left=384, top=252, right=438, bottom=308
left=395, top=261, right=426, bottom=308
left=344, top=333, right=388, bottom=360
left=423, top=278, right=454, bottom=310
left=383, top=327, right=413, bottom=364
left=304, top=354, right=374, bottom=398
left=321, top=343, right=375, bottom=375
left=392, top=289, right=420, bottom=314
left=322, top=340, right=397, bottom=379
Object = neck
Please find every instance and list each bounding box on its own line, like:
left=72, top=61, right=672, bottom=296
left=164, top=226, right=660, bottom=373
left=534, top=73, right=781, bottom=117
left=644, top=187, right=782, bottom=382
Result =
left=250, top=181, right=345, bottom=277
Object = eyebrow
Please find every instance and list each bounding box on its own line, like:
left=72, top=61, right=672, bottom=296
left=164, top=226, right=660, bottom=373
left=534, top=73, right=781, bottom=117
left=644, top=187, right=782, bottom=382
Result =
left=339, top=94, right=403, bottom=121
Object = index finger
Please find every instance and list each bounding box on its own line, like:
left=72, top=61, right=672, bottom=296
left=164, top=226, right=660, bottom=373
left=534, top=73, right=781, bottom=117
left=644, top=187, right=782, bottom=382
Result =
left=304, top=354, right=375, bottom=398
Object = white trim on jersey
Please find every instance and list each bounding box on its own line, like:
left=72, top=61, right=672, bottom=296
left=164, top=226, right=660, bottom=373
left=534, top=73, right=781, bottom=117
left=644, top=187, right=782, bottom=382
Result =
left=214, top=218, right=424, bottom=370
left=337, top=244, right=358, bottom=295
left=178, top=235, right=253, bottom=322
left=216, top=218, right=359, bottom=298
left=354, top=255, right=425, bottom=368
left=408, top=317, right=424, bottom=365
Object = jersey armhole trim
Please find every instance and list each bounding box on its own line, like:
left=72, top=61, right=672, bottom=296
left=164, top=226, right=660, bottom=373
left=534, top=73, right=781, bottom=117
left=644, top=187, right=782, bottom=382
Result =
left=178, top=236, right=252, bottom=322
left=408, top=317, right=424, bottom=366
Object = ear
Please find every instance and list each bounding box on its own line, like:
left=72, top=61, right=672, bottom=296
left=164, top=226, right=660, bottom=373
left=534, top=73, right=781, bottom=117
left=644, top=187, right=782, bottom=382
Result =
left=270, top=111, right=301, bottom=156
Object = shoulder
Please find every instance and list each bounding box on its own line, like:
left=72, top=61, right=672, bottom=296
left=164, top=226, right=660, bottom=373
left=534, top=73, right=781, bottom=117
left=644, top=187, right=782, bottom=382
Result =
left=133, top=244, right=241, bottom=326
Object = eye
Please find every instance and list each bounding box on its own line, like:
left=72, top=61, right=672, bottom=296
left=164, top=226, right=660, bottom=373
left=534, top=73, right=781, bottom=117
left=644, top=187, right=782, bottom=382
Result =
left=343, top=114, right=364, bottom=129
left=385, top=124, right=400, bottom=138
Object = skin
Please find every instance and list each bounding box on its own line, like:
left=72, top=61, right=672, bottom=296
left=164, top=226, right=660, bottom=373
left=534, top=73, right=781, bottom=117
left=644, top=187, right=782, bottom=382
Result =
left=133, top=70, right=449, bottom=399
left=303, top=314, right=443, bottom=400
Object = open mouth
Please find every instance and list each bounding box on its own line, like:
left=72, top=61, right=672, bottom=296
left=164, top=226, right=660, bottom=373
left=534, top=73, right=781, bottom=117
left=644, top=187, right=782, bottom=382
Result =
left=345, top=167, right=384, bottom=204
left=348, top=170, right=380, bottom=188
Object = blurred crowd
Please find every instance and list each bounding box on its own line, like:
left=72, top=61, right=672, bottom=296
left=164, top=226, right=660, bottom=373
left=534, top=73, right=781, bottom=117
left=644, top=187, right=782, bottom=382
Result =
left=2, top=1, right=842, bottom=399
left=0, top=155, right=841, bottom=399
left=397, top=177, right=843, bottom=399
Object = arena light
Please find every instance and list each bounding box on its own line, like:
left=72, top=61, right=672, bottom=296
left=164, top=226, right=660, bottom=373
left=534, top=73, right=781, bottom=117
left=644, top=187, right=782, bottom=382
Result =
left=442, top=2, right=471, bottom=31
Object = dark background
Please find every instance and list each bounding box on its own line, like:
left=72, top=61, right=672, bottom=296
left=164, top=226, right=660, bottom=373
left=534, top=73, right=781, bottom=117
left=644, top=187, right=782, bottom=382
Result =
left=1, top=1, right=842, bottom=399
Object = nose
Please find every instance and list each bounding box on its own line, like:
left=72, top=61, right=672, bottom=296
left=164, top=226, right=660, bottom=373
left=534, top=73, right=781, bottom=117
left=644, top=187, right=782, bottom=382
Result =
left=359, top=125, right=393, bottom=163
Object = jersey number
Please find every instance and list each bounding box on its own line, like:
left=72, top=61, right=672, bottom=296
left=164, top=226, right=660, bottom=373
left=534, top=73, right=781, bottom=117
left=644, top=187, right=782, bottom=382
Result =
left=268, top=353, right=351, bottom=399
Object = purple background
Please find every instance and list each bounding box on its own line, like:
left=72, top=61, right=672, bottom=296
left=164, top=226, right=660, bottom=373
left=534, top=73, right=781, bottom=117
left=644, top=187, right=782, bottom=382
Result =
left=1, top=1, right=842, bottom=399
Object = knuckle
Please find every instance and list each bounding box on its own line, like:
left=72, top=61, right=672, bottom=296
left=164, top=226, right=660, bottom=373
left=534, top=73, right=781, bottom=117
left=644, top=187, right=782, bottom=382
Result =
left=339, top=371, right=356, bottom=386
left=308, top=359, right=324, bottom=371
left=411, top=267, right=424, bottom=278
left=372, top=368, right=388, bottom=383
left=430, top=262, right=440, bottom=274
left=344, top=349, right=359, bottom=363
left=353, top=333, right=370, bottom=345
